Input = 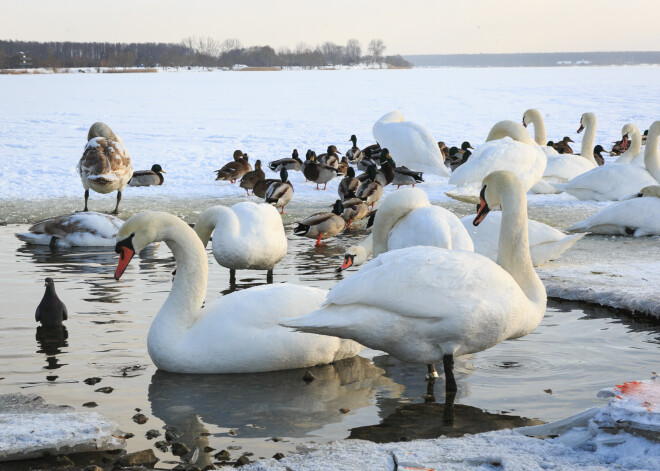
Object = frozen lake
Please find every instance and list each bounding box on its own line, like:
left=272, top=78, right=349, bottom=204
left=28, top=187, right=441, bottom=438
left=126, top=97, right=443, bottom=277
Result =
left=1, top=67, right=659, bottom=468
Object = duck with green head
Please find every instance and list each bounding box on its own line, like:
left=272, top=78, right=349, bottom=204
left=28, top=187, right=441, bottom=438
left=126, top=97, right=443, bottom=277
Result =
left=265, top=168, right=294, bottom=214
left=129, top=164, right=166, bottom=187
left=347, top=135, right=362, bottom=163
left=294, top=200, right=346, bottom=246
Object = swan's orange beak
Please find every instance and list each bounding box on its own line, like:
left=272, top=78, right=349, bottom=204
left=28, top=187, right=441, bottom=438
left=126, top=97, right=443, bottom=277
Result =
left=340, top=254, right=354, bottom=271
left=114, top=235, right=135, bottom=280
left=577, top=124, right=584, bottom=133
left=522, top=118, right=527, bottom=127
left=473, top=185, right=490, bottom=226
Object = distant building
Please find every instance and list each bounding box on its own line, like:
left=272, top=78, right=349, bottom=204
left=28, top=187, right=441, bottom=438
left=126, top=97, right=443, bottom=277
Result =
left=556, top=60, right=572, bottom=65
left=575, top=60, right=591, bottom=65
left=18, top=51, right=32, bottom=68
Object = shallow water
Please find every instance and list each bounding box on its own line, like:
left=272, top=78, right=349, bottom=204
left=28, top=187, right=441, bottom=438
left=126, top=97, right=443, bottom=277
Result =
left=1, top=215, right=659, bottom=468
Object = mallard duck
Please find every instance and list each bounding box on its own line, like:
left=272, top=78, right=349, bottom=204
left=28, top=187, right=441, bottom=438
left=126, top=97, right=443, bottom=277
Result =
left=300, top=149, right=314, bottom=178
left=337, top=157, right=349, bottom=175
left=642, top=129, right=649, bottom=146
left=356, top=166, right=384, bottom=211
left=346, top=135, right=362, bottom=163
left=268, top=149, right=302, bottom=172
left=318, top=145, right=341, bottom=168
left=129, top=164, right=166, bottom=187
left=294, top=200, right=347, bottom=246
left=339, top=197, right=369, bottom=229
left=303, top=153, right=340, bottom=190
left=36, top=278, right=68, bottom=327
left=240, top=159, right=265, bottom=196
left=77, top=122, right=133, bottom=214
left=554, top=136, right=575, bottom=154
left=593, top=145, right=607, bottom=166
left=378, top=149, right=424, bottom=188
left=457, top=141, right=473, bottom=159
left=357, top=147, right=379, bottom=171
left=438, top=141, right=449, bottom=159
left=338, top=167, right=360, bottom=200
left=265, top=168, right=294, bottom=214
left=215, top=150, right=251, bottom=183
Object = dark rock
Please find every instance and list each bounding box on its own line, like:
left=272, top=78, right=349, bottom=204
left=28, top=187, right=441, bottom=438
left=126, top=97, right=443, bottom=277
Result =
left=132, top=413, right=148, bottom=424
left=202, top=465, right=217, bottom=470
left=203, top=446, right=216, bottom=452
left=171, top=441, right=190, bottom=457
left=544, top=389, right=553, bottom=394
left=145, top=429, right=160, bottom=439
left=228, top=429, right=237, bottom=436
left=46, top=375, right=58, bottom=381
left=154, top=440, right=169, bottom=452
left=83, top=466, right=104, bottom=471
left=165, top=426, right=183, bottom=441
left=339, top=408, right=351, bottom=414
left=82, top=401, right=98, bottom=408
left=303, top=370, right=315, bottom=383
left=56, top=455, right=75, bottom=466
left=95, top=386, right=113, bottom=394
left=226, top=445, right=242, bottom=451
left=84, top=377, right=102, bottom=385
left=235, top=455, right=251, bottom=467
left=199, top=432, right=212, bottom=436
left=123, top=432, right=135, bottom=439
left=242, top=452, right=254, bottom=457
left=117, top=448, right=159, bottom=467
left=273, top=452, right=285, bottom=460
left=269, top=437, right=283, bottom=442
left=214, top=450, right=230, bottom=461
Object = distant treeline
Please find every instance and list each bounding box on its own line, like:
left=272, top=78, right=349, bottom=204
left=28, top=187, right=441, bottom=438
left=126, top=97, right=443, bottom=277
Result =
left=0, top=37, right=412, bottom=69
left=405, top=51, right=660, bottom=67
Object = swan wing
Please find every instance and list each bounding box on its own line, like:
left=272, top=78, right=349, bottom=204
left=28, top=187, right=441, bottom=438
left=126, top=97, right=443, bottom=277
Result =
left=555, top=165, right=658, bottom=201
left=566, top=198, right=660, bottom=235
left=389, top=206, right=474, bottom=252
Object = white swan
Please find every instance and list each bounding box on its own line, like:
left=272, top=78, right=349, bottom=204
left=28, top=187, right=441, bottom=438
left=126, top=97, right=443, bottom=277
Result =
left=614, top=123, right=644, bottom=166
left=193, top=202, right=287, bottom=279
left=285, top=171, right=547, bottom=392
left=446, top=121, right=547, bottom=203
left=529, top=112, right=598, bottom=194
left=340, top=188, right=473, bottom=270
left=372, top=111, right=450, bottom=177
left=460, top=213, right=585, bottom=266
left=566, top=185, right=660, bottom=236
left=522, top=108, right=558, bottom=156
left=16, top=212, right=123, bottom=247
left=554, top=121, right=660, bottom=201
left=113, top=211, right=362, bottom=374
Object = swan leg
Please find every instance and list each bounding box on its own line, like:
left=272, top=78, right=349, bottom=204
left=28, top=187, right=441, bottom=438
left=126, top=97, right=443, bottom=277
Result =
left=425, top=380, right=436, bottom=403
left=443, top=355, right=457, bottom=392
left=83, top=189, right=89, bottom=212
left=112, top=191, right=122, bottom=215
left=426, top=363, right=439, bottom=381
left=229, top=269, right=236, bottom=286
left=266, top=269, right=273, bottom=284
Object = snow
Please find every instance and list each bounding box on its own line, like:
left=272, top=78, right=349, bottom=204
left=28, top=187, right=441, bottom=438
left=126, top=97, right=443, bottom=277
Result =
left=1, top=68, right=659, bottom=311
left=0, top=393, right=125, bottom=461
left=222, top=376, right=660, bottom=470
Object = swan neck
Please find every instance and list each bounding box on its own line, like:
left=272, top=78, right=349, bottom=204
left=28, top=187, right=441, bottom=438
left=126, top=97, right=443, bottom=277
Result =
left=579, top=121, right=597, bottom=165
left=617, top=130, right=642, bottom=164
left=372, top=190, right=428, bottom=256
left=496, top=189, right=545, bottom=307
left=644, top=130, right=660, bottom=180
left=194, top=207, right=239, bottom=247
left=486, top=121, right=535, bottom=146
left=150, top=218, right=208, bottom=351
left=352, top=234, right=373, bottom=265
left=528, top=110, right=547, bottom=145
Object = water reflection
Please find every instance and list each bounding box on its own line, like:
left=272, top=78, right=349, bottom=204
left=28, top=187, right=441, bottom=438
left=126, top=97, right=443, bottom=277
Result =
left=35, top=325, right=68, bottom=370
left=148, top=356, right=403, bottom=441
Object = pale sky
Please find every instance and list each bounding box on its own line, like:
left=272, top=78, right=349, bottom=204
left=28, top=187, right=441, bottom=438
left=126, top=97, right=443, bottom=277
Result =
left=2, top=0, right=659, bottom=55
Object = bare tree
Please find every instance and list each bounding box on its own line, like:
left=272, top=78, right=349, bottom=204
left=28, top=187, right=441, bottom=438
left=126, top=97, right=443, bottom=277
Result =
left=221, top=38, right=242, bottom=54
left=321, top=42, right=344, bottom=66
left=345, top=39, right=361, bottom=64
left=368, top=39, right=386, bottom=66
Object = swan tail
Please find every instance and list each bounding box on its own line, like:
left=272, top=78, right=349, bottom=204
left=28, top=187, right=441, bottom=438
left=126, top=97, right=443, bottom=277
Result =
left=530, top=233, right=586, bottom=266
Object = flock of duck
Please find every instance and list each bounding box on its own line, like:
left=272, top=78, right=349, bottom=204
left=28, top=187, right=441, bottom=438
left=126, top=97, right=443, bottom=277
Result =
left=22, top=109, right=660, bottom=395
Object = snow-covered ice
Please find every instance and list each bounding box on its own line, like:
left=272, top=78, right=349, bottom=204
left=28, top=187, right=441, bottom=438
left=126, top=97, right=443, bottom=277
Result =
left=0, top=393, right=125, bottom=461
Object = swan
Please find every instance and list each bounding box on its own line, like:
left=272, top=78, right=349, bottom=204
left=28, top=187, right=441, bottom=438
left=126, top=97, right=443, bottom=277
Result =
left=553, top=120, right=660, bottom=201
left=522, top=109, right=559, bottom=156
left=113, top=211, right=362, bottom=373
left=528, top=112, right=597, bottom=194
left=193, top=202, right=287, bottom=280
left=460, top=213, right=585, bottom=266
left=16, top=212, right=123, bottom=247
left=77, top=122, right=133, bottom=214
left=446, top=120, right=546, bottom=203
left=284, top=171, right=547, bottom=392
left=129, top=164, right=166, bottom=187
left=566, top=185, right=660, bottom=236
left=372, top=111, right=450, bottom=177
left=614, top=124, right=644, bottom=166
left=339, top=188, right=473, bottom=270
